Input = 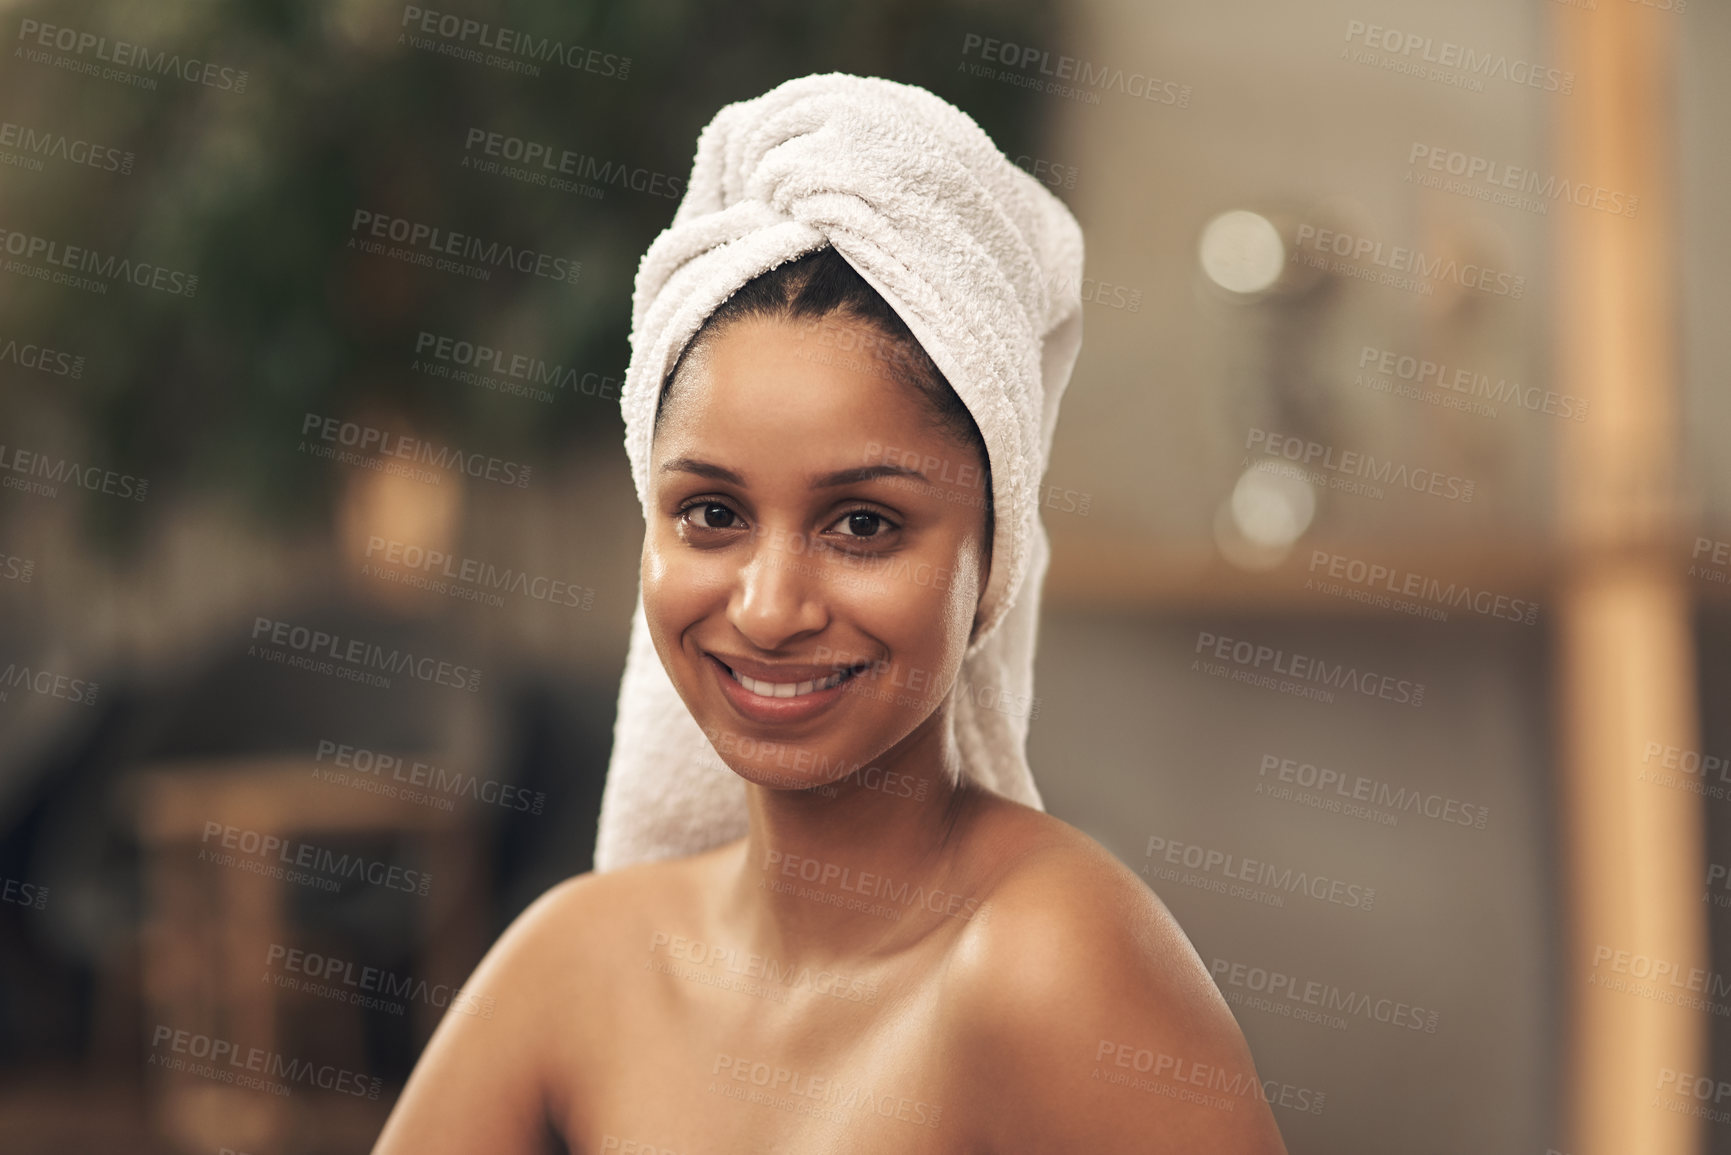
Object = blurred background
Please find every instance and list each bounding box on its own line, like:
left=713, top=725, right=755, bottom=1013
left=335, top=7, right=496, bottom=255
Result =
left=0, top=0, right=1722, bottom=1151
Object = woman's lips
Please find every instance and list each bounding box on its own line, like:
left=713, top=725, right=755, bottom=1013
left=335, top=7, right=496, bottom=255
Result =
left=706, top=653, right=866, bottom=724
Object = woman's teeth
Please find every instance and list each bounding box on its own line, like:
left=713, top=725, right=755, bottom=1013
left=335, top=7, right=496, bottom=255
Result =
left=728, top=664, right=861, bottom=698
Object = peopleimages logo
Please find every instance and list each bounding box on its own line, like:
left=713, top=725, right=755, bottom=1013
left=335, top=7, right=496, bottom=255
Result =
left=0, top=332, right=84, bottom=378
left=1144, top=835, right=1377, bottom=911
left=1656, top=1069, right=1731, bottom=1125
left=1642, top=740, right=1731, bottom=791
left=1091, top=1038, right=1330, bottom=1116
left=148, top=1025, right=380, bottom=1099
left=1589, top=944, right=1731, bottom=1015
left=1015, top=153, right=1078, bottom=191
left=299, top=412, right=532, bottom=489
left=200, top=820, right=433, bottom=896
left=649, top=931, right=880, bottom=1005
left=709, top=1051, right=943, bottom=1129
left=960, top=33, right=1191, bottom=107
left=15, top=19, right=250, bottom=93
left=1, top=876, right=48, bottom=910
left=1194, top=628, right=1427, bottom=708
left=1257, top=752, right=1490, bottom=830
left=1306, top=548, right=1539, bottom=626
left=363, top=535, right=595, bottom=611
left=264, top=943, right=494, bottom=1018
left=249, top=615, right=483, bottom=693
left=0, top=225, right=197, bottom=297
left=1407, top=143, right=1638, bottom=219
left=0, top=661, right=99, bottom=707
left=348, top=209, right=581, bottom=286
left=1356, top=344, right=1587, bottom=422
left=313, top=739, right=546, bottom=815
left=0, top=119, right=133, bottom=175
left=399, top=6, right=630, bottom=80
left=1209, top=956, right=1441, bottom=1033
left=0, top=441, right=148, bottom=502
left=1245, top=427, right=1475, bottom=504
left=412, top=329, right=623, bottom=404
left=1342, top=19, right=1573, bottom=94
left=761, top=850, right=984, bottom=922
left=462, top=128, right=682, bottom=201
left=1291, top=223, right=1525, bottom=299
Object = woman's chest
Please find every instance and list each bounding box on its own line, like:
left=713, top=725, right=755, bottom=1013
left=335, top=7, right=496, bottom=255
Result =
left=556, top=944, right=986, bottom=1155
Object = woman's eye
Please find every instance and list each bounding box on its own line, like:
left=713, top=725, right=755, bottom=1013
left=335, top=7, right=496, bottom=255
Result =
left=682, top=502, right=740, bottom=530
left=833, top=510, right=892, bottom=539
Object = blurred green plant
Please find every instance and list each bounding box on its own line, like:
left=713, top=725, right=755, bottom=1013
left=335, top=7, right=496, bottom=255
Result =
left=0, top=0, right=1060, bottom=549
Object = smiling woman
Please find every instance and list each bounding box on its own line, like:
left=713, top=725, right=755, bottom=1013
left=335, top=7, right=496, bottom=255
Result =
left=370, top=74, right=1289, bottom=1155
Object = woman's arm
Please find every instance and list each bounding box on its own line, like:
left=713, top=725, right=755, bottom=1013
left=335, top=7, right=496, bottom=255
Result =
left=370, top=876, right=593, bottom=1155
left=953, top=847, right=1290, bottom=1154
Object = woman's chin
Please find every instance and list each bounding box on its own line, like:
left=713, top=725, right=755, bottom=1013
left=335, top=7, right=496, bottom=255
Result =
left=725, top=760, right=845, bottom=795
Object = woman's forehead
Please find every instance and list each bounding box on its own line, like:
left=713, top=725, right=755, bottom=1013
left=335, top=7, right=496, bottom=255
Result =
left=655, top=316, right=958, bottom=466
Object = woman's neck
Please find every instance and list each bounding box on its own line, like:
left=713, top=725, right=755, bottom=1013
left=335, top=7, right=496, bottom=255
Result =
left=719, top=709, right=990, bottom=965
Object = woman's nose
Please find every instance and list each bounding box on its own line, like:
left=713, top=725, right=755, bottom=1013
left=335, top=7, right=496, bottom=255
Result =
left=727, top=529, right=829, bottom=650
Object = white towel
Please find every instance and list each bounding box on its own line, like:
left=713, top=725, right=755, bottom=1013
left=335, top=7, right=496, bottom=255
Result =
left=593, top=73, right=1085, bottom=873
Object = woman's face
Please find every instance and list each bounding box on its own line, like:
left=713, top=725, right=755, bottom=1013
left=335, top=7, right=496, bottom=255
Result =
left=644, top=313, right=991, bottom=791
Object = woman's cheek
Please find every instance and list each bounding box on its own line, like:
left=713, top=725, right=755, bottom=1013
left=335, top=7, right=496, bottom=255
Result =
left=642, top=528, right=715, bottom=636
left=918, top=539, right=984, bottom=643
left=846, top=550, right=974, bottom=643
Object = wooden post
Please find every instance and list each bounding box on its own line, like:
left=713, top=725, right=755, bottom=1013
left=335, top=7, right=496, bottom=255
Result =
left=1550, top=5, right=1703, bottom=1152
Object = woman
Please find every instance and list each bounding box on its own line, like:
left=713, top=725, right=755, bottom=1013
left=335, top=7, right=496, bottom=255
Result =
left=373, top=75, right=1288, bottom=1155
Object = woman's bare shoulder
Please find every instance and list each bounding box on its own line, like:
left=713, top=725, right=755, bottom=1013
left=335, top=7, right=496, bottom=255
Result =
left=524, top=852, right=712, bottom=924
left=502, top=849, right=725, bottom=978
left=368, top=852, right=724, bottom=1155
left=958, top=799, right=1206, bottom=990
left=940, top=801, right=1194, bottom=1020
left=368, top=848, right=720, bottom=1155
left=959, top=795, right=1169, bottom=921
left=946, top=799, right=1289, bottom=1153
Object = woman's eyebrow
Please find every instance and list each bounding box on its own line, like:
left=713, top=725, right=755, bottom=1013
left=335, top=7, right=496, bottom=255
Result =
left=660, top=456, right=744, bottom=484
left=659, top=456, right=930, bottom=487
left=811, top=463, right=929, bottom=488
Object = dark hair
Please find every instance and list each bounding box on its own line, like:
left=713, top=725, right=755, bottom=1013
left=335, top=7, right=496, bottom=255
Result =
left=656, top=246, right=994, bottom=553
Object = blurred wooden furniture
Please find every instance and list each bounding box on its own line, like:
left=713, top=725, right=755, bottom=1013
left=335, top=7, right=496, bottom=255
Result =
left=130, top=758, right=485, bottom=1155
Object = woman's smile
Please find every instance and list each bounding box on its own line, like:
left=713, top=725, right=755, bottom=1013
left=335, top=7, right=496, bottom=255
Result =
left=706, top=651, right=871, bottom=724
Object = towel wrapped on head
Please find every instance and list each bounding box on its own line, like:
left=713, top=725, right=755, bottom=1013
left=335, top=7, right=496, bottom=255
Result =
left=594, top=72, right=1085, bottom=873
